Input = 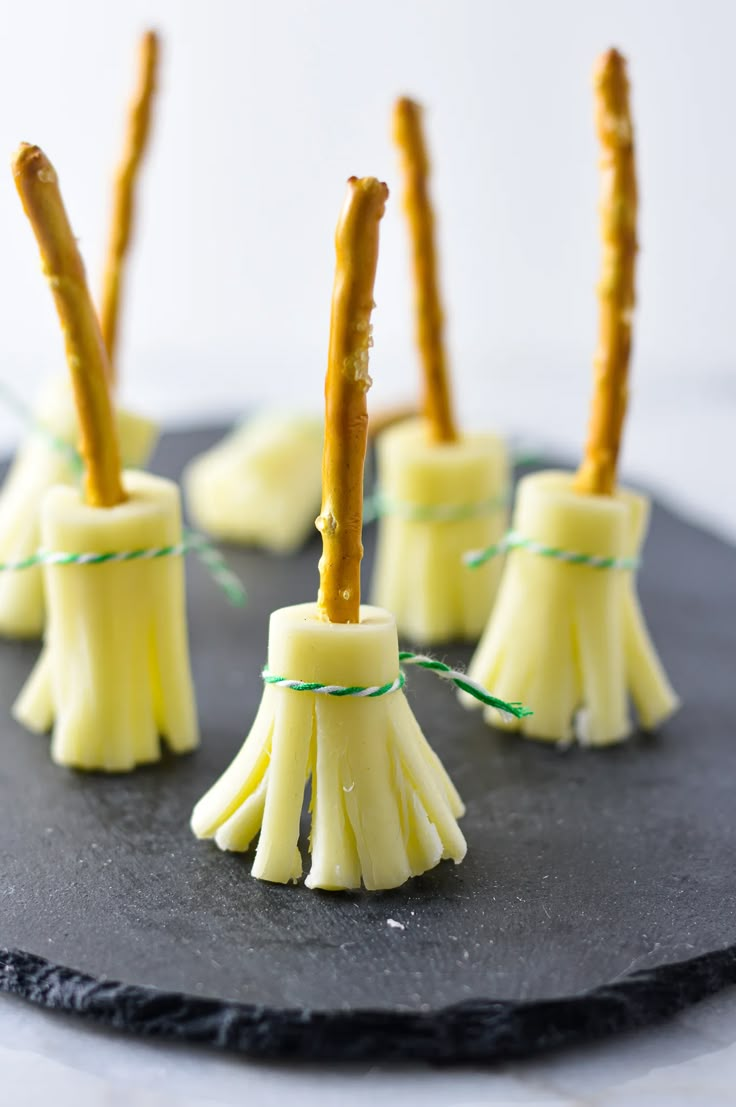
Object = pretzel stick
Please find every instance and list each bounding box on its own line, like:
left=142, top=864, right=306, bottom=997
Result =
left=368, top=401, right=417, bottom=439
left=574, top=49, right=638, bottom=496
left=317, top=177, right=388, bottom=623
left=13, top=145, right=126, bottom=508
left=99, top=29, right=159, bottom=381
left=393, top=97, right=457, bottom=444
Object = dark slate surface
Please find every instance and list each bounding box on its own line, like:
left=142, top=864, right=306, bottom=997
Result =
left=0, top=424, right=735, bottom=1063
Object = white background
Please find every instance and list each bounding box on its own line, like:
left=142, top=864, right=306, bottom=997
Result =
left=0, top=0, right=732, bottom=526
left=2, top=3, right=736, bottom=1104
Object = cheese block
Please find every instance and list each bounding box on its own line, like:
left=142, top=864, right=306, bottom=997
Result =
left=184, top=412, right=323, bottom=554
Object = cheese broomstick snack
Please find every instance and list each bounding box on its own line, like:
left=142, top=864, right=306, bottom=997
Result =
left=12, top=144, right=198, bottom=771
left=462, top=50, right=679, bottom=746
left=191, top=177, right=470, bottom=890
left=0, top=31, right=160, bottom=638
left=370, top=98, right=508, bottom=644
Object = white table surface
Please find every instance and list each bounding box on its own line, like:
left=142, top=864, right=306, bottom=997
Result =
left=3, top=985, right=736, bottom=1107
left=1, top=361, right=734, bottom=1106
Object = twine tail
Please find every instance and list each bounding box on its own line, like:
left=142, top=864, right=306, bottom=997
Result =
left=463, top=536, right=511, bottom=569
left=183, top=529, right=247, bottom=607
left=398, top=650, right=532, bottom=719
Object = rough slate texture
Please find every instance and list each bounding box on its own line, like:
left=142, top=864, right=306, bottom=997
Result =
left=0, top=425, right=735, bottom=1064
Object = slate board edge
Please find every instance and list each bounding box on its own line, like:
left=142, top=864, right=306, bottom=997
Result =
left=2, top=943, right=736, bottom=1064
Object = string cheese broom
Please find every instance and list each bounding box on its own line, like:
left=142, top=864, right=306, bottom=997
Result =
left=370, top=97, right=509, bottom=644
left=191, top=177, right=478, bottom=890
left=12, top=144, right=198, bottom=771
left=0, top=30, right=160, bottom=638
left=461, top=49, right=679, bottom=746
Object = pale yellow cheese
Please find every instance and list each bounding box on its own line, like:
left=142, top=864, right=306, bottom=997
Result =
left=0, top=377, right=157, bottom=638
left=13, top=469, right=198, bottom=771
left=184, top=412, right=323, bottom=554
left=191, top=602, right=466, bottom=890
left=462, top=470, right=679, bottom=745
left=371, top=417, right=509, bottom=643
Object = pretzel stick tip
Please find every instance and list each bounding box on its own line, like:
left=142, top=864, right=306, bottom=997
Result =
left=392, top=95, right=457, bottom=444
left=12, top=143, right=125, bottom=508
left=393, top=97, right=428, bottom=173
left=574, top=48, right=637, bottom=497
left=99, top=28, right=160, bottom=380
left=317, top=176, right=388, bottom=624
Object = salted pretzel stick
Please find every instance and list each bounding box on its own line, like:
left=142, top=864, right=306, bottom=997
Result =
left=99, top=29, right=159, bottom=381
left=574, top=49, right=638, bottom=496
left=317, top=177, right=388, bottom=624
left=13, top=145, right=126, bottom=508
left=393, top=97, right=457, bottom=444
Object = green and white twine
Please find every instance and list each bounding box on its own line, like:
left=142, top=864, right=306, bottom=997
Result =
left=263, top=669, right=407, bottom=698
left=464, top=528, right=640, bottom=572
left=263, top=650, right=532, bottom=719
left=0, top=528, right=246, bottom=607
left=363, top=489, right=509, bottom=525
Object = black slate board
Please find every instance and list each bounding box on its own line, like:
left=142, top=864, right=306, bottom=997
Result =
left=1, top=424, right=735, bottom=1065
